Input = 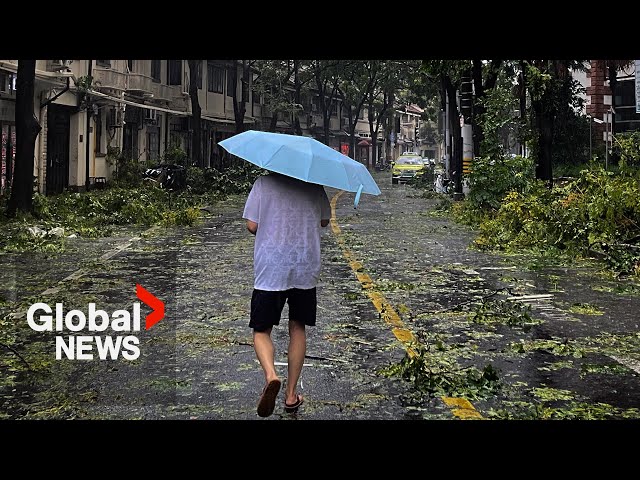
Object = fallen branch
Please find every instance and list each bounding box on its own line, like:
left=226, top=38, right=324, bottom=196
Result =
left=421, top=287, right=518, bottom=315
left=0, top=342, right=31, bottom=370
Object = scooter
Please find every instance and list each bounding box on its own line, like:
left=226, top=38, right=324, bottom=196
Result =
left=434, top=172, right=453, bottom=194
left=142, top=164, right=187, bottom=191
left=374, top=161, right=391, bottom=172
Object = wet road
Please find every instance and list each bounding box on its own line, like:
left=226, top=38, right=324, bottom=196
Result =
left=1, top=171, right=640, bottom=420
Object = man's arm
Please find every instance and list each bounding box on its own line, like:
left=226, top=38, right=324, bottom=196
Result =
left=243, top=177, right=261, bottom=235
left=320, top=187, right=331, bottom=228
left=247, top=220, right=258, bottom=235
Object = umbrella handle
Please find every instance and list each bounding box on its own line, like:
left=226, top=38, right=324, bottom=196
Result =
left=354, top=184, right=363, bottom=209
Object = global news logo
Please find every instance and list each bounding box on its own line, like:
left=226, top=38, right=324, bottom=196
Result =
left=26, top=284, right=164, bottom=360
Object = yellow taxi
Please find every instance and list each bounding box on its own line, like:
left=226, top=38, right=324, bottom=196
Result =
left=391, top=153, right=426, bottom=184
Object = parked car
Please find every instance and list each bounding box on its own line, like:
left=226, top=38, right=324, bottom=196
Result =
left=391, top=153, right=426, bottom=184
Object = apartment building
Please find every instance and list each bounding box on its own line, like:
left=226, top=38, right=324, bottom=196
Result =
left=0, top=59, right=385, bottom=196
left=576, top=60, right=640, bottom=147
left=0, top=59, right=256, bottom=195
left=388, top=103, right=440, bottom=162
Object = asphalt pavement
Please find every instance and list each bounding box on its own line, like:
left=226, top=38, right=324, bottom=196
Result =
left=2, top=170, right=639, bottom=420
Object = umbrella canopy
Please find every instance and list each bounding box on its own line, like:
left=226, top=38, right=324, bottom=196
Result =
left=219, top=130, right=381, bottom=207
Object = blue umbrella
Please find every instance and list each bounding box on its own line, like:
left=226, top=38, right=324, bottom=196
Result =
left=219, top=130, right=381, bottom=208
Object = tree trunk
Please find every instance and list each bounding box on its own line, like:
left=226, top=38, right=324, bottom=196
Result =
left=323, top=112, right=330, bottom=145
left=518, top=61, right=527, bottom=121
left=231, top=60, right=246, bottom=134
left=471, top=59, right=483, bottom=157
left=369, top=113, right=377, bottom=167
left=385, top=91, right=395, bottom=161
left=532, top=98, right=553, bottom=184
left=7, top=60, right=41, bottom=216
left=349, top=128, right=356, bottom=161
left=314, top=70, right=329, bottom=144
left=293, top=60, right=302, bottom=136
left=367, top=103, right=375, bottom=168
left=371, top=136, right=377, bottom=167
left=188, top=60, right=202, bottom=167
left=317, top=86, right=330, bottom=145
left=367, top=99, right=386, bottom=168
left=444, top=76, right=462, bottom=193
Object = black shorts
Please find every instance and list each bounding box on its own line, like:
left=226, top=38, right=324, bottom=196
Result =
left=249, top=287, right=317, bottom=332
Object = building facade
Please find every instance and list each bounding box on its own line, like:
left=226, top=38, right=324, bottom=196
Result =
left=0, top=59, right=391, bottom=196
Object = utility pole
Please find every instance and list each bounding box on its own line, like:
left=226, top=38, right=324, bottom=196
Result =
left=460, top=68, right=473, bottom=196
left=444, top=91, right=450, bottom=176
left=85, top=59, right=93, bottom=191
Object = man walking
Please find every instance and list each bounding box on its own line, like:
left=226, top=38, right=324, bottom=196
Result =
left=243, top=172, right=331, bottom=418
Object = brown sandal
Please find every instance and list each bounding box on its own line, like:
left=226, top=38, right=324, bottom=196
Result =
left=257, top=379, right=281, bottom=418
left=284, top=394, right=304, bottom=413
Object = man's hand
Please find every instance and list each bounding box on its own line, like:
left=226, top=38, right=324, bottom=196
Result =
left=247, top=220, right=258, bottom=235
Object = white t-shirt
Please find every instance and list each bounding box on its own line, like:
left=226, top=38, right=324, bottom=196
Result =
left=243, top=173, right=331, bottom=291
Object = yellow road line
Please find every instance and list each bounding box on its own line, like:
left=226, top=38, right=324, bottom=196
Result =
left=330, top=191, right=417, bottom=357
left=441, top=396, right=484, bottom=419
left=329, top=190, right=484, bottom=420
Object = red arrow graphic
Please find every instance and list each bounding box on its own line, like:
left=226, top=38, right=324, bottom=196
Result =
left=136, top=284, right=165, bottom=330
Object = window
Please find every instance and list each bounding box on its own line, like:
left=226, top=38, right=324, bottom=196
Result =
left=312, top=96, right=320, bottom=113
left=226, top=67, right=235, bottom=97
left=147, top=123, right=160, bottom=161
left=196, top=61, right=202, bottom=90
left=127, top=60, right=134, bottom=72
left=207, top=62, right=224, bottom=93
left=96, top=60, right=111, bottom=67
left=331, top=101, right=338, bottom=117
left=167, top=60, right=182, bottom=86
left=151, top=60, right=161, bottom=83
left=0, top=72, right=6, bottom=92
left=252, top=89, right=261, bottom=104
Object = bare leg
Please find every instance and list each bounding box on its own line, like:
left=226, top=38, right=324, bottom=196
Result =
left=285, top=320, right=306, bottom=405
left=253, top=328, right=279, bottom=384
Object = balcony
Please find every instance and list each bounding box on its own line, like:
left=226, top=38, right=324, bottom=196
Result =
left=93, top=68, right=158, bottom=98
left=126, top=72, right=153, bottom=97
left=150, top=82, right=182, bottom=103
left=92, top=67, right=127, bottom=92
